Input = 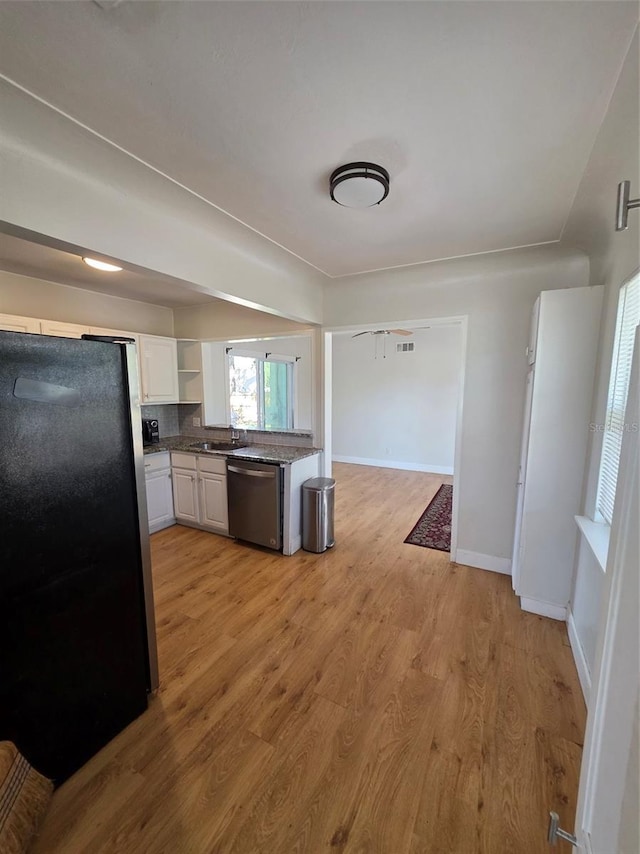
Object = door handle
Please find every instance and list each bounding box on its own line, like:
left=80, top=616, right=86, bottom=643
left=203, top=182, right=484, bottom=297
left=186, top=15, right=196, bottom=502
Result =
left=227, top=466, right=275, bottom=478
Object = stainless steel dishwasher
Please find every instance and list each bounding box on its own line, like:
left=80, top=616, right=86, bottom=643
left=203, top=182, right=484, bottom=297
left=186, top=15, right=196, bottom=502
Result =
left=226, top=459, right=283, bottom=550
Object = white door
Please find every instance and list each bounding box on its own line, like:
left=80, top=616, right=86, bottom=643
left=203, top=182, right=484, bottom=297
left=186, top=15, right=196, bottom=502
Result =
left=145, top=469, right=174, bottom=533
left=199, top=472, right=228, bottom=532
left=511, top=367, right=535, bottom=593
left=172, top=468, right=199, bottom=523
left=40, top=320, right=88, bottom=338
left=0, top=313, right=41, bottom=334
left=139, top=335, right=179, bottom=404
left=575, top=329, right=639, bottom=853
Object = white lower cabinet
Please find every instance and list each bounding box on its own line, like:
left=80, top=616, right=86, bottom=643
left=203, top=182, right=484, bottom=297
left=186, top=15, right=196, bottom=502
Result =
left=199, top=472, right=228, bottom=532
left=172, top=468, right=200, bottom=524
left=171, top=452, right=229, bottom=534
left=144, top=452, right=175, bottom=533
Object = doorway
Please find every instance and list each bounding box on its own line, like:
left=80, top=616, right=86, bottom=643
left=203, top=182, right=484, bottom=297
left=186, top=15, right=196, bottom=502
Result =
left=322, top=316, right=467, bottom=559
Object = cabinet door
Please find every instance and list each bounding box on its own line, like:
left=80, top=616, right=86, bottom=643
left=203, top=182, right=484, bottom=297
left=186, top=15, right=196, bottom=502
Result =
left=199, top=472, right=228, bottom=532
left=0, top=314, right=41, bottom=334
left=145, top=469, right=175, bottom=533
left=172, top=468, right=199, bottom=523
left=201, top=341, right=230, bottom=425
left=40, top=320, right=89, bottom=338
left=139, top=335, right=179, bottom=404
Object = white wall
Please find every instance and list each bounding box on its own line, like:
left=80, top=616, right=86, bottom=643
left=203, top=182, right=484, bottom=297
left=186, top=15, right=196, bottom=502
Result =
left=173, top=300, right=313, bottom=340
left=562, top=29, right=639, bottom=697
left=0, top=78, right=324, bottom=325
left=570, top=539, right=606, bottom=696
left=0, top=269, right=174, bottom=335
left=324, top=245, right=589, bottom=568
left=332, top=326, right=461, bottom=473
left=227, top=336, right=314, bottom=431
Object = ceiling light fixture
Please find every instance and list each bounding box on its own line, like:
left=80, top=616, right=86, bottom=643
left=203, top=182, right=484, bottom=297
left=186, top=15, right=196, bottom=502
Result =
left=330, top=162, right=389, bottom=208
left=82, top=257, right=123, bottom=272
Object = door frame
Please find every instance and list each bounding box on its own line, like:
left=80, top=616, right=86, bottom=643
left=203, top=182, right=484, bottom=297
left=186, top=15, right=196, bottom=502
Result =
left=574, top=328, right=639, bottom=853
left=321, top=314, right=468, bottom=563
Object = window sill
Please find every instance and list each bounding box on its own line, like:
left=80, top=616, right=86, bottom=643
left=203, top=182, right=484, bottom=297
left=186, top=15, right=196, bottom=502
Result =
left=575, top=515, right=610, bottom=572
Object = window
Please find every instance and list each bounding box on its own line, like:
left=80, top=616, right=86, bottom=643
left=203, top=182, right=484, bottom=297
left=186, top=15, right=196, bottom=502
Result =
left=228, top=351, right=294, bottom=430
left=596, top=273, right=640, bottom=525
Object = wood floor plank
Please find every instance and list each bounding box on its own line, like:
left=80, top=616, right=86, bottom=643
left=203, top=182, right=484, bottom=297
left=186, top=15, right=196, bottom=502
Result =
left=31, top=463, right=586, bottom=854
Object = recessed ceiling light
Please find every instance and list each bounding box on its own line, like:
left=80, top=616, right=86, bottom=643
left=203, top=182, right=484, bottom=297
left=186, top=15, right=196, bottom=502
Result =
left=330, top=162, right=390, bottom=208
left=82, top=257, right=123, bottom=272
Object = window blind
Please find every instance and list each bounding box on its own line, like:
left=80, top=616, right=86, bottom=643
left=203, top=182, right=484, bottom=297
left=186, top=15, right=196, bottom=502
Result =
left=596, top=274, right=640, bottom=525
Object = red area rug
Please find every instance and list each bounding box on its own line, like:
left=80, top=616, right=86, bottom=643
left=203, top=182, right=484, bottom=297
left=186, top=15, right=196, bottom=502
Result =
left=404, top=484, right=453, bottom=552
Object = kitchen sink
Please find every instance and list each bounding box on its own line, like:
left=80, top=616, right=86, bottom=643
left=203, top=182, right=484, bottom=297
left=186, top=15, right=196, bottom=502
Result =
left=190, top=441, right=247, bottom=452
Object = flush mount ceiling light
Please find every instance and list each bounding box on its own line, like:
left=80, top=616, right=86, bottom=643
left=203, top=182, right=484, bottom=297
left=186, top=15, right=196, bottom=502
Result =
left=330, top=162, right=390, bottom=208
left=82, top=257, right=123, bottom=272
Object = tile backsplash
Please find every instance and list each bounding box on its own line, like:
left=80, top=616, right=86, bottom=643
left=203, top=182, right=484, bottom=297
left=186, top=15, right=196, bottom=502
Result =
left=140, top=402, right=315, bottom=447
left=140, top=404, right=180, bottom=438
left=177, top=403, right=315, bottom=447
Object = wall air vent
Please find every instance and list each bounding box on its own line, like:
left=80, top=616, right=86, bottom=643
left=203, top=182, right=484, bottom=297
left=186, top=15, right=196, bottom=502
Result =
left=396, top=342, right=415, bottom=353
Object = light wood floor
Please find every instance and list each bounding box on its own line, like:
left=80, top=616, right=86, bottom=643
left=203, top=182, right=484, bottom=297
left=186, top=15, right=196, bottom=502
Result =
left=32, top=463, right=585, bottom=853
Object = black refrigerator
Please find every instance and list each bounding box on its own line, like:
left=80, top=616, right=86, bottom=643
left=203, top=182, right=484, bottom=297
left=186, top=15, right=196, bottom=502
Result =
left=0, top=330, right=159, bottom=784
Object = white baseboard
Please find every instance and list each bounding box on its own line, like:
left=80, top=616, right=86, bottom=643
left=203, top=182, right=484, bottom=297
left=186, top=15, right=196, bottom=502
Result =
left=149, top=518, right=176, bottom=534
left=454, top=549, right=512, bottom=575
left=332, top=455, right=454, bottom=475
left=520, top=596, right=567, bottom=621
left=567, top=608, right=591, bottom=705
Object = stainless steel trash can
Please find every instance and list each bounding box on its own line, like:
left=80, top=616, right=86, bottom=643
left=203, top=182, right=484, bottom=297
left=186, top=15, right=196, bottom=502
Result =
left=302, top=477, right=336, bottom=553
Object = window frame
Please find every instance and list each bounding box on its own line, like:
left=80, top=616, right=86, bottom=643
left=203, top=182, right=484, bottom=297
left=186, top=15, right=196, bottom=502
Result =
left=594, top=272, right=640, bottom=527
left=226, top=348, right=295, bottom=431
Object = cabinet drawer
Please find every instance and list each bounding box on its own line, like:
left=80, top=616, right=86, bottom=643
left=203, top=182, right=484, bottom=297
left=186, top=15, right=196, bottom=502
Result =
left=144, top=452, right=170, bottom=473
left=171, top=452, right=197, bottom=470
left=197, top=455, right=227, bottom=475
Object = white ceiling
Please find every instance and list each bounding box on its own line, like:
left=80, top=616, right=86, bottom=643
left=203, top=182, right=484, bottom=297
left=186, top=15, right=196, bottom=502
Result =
left=0, top=232, right=222, bottom=308
left=0, top=1, right=636, bottom=278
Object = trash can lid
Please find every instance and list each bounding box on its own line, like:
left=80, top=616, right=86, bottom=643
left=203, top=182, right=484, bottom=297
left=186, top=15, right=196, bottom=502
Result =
left=303, top=477, right=336, bottom=491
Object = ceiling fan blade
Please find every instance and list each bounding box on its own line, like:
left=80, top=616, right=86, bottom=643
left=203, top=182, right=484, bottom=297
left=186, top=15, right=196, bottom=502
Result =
left=390, top=329, right=413, bottom=336
left=351, top=331, right=370, bottom=338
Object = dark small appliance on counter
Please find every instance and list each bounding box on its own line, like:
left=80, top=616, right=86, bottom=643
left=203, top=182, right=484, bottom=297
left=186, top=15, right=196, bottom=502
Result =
left=142, top=418, right=160, bottom=446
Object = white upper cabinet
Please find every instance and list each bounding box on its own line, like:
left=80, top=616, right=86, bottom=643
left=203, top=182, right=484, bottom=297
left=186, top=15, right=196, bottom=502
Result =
left=0, top=313, right=41, bottom=334
left=138, top=335, right=179, bottom=404
left=40, top=320, right=89, bottom=338
left=177, top=339, right=203, bottom=404
left=201, top=341, right=229, bottom=425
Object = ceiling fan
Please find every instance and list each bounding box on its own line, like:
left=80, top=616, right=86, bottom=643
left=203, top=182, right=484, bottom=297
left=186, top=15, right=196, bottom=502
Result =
left=351, top=329, right=413, bottom=338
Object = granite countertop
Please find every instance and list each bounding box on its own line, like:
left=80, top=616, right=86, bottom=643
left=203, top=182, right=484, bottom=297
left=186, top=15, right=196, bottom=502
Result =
left=143, top=435, right=322, bottom=465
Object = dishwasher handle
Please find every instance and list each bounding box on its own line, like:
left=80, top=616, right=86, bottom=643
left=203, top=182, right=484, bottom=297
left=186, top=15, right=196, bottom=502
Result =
left=227, top=465, right=277, bottom=478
